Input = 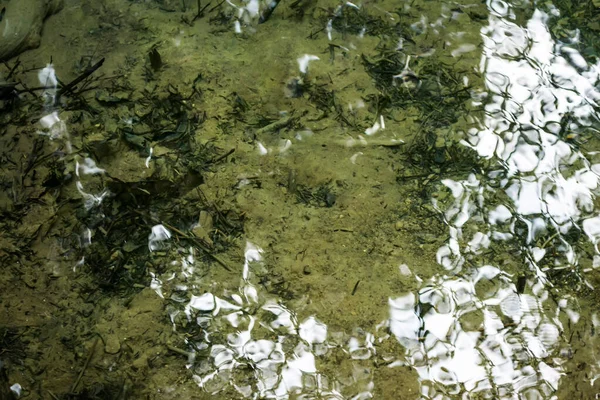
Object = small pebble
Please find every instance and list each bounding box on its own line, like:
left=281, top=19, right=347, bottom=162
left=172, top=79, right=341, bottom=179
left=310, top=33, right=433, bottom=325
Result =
left=303, top=265, right=312, bottom=275
left=104, top=334, right=121, bottom=354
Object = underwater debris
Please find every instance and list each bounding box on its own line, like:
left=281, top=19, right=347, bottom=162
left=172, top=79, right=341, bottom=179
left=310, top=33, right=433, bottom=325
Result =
left=57, top=58, right=105, bottom=100
left=297, top=54, right=320, bottom=74
left=293, top=181, right=337, bottom=208
left=284, top=77, right=304, bottom=98
left=148, top=47, right=162, bottom=71
left=392, top=55, right=421, bottom=91
left=181, top=0, right=212, bottom=25
left=255, top=114, right=294, bottom=135
left=258, top=0, right=281, bottom=23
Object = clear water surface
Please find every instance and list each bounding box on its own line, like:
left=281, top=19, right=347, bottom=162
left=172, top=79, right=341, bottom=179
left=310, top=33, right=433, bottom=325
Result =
left=1, top=0, right=600, bottom=398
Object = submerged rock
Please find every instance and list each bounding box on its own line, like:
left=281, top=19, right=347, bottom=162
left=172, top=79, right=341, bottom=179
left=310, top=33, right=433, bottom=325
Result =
left=0, top=0, right=63, bottom=61
left=104, top=334, right=121, bottom=354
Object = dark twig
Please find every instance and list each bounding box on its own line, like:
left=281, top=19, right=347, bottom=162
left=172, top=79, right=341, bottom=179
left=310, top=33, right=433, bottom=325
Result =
left=47, top=391, right=60, bottom=400
left=57, top=58, right=105, bottom=99
left=4, top=60, right=20, bottom=79
left=351, top=280, right=360, bottom=295
left=18, top=84, right=60, bottom=92
left=210, top=148, right=235, bottom=164
left=207, top=0, right=226, bottom=14
left=71, top=337, right=99, bottom=393
left=258, top=0, right=281, bottom=23
left=192, top=0, right=212, bottom=22
left=22, top=138, right=44, bottom=178
left=132, top=209, right=233, bottom=271
left=166, top=344, right=194, bottom=358
left=162, top=221, right=232, bottom=271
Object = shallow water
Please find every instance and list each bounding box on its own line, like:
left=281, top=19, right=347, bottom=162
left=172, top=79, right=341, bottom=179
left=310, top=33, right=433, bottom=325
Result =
left=1, top=0, right=600, bottom=398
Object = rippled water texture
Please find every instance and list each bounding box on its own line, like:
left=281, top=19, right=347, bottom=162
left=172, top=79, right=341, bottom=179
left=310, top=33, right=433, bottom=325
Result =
left=1, top=0, right=600, bottom=398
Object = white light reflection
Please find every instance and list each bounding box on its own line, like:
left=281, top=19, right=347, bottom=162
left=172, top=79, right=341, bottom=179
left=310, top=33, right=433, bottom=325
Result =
left=37, top=112, right=71, bottom=150
left=145, top=147, right=153, bottom=168
left=148, top=224, right=172, bottom=251
left=142, top=4, right=600, bottom=398
left=76, top=181, right=109, bottom=210
left=164, top=241, right=373, bottom=398
left=163, top=234, right=578, bottom=399
left=38, top=64, right=58, bottom=104
left=420, top=2, right=600, bottom=397
left=76, top=158, right=105, bottom=177
left=385, top=267, right=569, bottom=398
left=297, top=54, right=319, bottom=74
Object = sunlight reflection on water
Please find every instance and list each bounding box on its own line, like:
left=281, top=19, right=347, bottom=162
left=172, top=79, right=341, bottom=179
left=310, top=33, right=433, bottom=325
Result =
left=427, top=2, right=600, bottom=398
left=37, top=0, right=600, bottom=398
left=160, top=3, right=600, bottom=399
left=161, top=242, right=573, bottom=399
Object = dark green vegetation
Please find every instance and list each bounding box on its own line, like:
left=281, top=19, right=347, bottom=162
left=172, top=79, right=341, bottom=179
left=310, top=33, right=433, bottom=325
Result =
left=0, top=49, right=244, bottom=397
left=363, top=50, right=483, bottom=175
left=1, top=58, right=243, bottom=290
left=547, top=0, right=600, bottom=62
left=3, top=0, right=600, bottom=398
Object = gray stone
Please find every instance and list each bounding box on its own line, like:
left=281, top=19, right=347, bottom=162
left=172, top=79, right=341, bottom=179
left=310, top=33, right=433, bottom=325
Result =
left=104, top=334, right=121, bottom=354
left=0, top=0, right=63, bottom=62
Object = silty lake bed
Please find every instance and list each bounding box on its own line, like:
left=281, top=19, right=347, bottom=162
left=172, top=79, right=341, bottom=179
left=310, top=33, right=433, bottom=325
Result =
left=1, top=0, right=600, bottom=398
